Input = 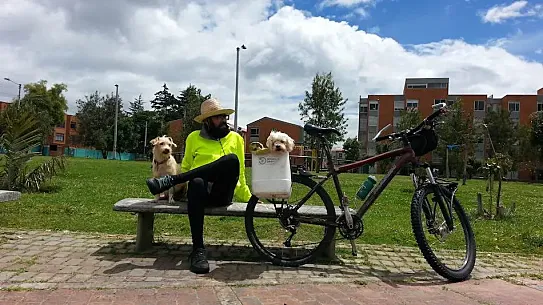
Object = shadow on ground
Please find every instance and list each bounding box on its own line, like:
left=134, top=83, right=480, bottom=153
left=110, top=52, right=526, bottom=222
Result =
left=89, top=241, right=448, bottom=284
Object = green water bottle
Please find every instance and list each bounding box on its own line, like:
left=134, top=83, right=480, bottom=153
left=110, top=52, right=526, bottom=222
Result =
left=356, top=175, right=377, bottom=201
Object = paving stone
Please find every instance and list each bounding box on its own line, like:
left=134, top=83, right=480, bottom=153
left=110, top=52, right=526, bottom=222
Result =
left=1, top=229, right=543, bottom=293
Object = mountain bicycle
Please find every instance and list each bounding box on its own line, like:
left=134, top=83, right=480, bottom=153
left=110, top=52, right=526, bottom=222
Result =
left=244, top=103, right=477, bottom=282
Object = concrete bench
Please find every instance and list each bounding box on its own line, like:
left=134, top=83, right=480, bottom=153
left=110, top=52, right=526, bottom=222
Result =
left=0, top=191, right=21, bottom=203
left=113, top=197, right=344, bottom=259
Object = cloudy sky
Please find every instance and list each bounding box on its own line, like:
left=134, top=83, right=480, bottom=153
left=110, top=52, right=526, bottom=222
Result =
left=1, top=0, right=542, bottom=141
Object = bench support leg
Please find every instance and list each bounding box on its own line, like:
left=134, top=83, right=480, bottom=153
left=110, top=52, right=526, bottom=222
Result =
left=135, top=212, right=154, bottom=252
left=320, top=232, right=339, bottom=262
left=323, top=239, right=336, bottom=259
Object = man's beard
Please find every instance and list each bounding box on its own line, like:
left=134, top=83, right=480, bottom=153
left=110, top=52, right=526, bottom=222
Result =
left=206, top=121, right=230, bottom=139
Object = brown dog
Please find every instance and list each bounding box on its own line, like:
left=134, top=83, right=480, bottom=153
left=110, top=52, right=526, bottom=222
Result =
left=150, top=135, right=186, bottom=203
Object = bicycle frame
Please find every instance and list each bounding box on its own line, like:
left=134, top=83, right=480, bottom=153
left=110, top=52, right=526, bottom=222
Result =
left=292, top=134, right=457, bottom=232
left=293, top=136, right=417, bottom=219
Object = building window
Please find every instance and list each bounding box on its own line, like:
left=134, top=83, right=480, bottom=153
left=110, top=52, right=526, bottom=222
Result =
left=407, top=84, right=427, bottom=89
left=428, top=83, right=448, bottom=89
left=369, top=101, right=379, bottom=111
left=538, top=103, right=543, bottom=112
left=474, top=100, right=485, bottom=111
left=406, top=100, right=418, bottom=109
left=434, top=99, right=446, bottom=105
left=55, top=133, right=64, bottom=142
left=368, top=115, right=378, bottom=126
left=508, top=101, right=520, bottom=112
left=394, top=101, right=404, bottom=111
left=360, top=105, right=368, bottom=113
left=447, top=100, right=455, bottom=106
left=70, top=122, right=77, bottom=129
left=250, top=128, right=259, bottom=136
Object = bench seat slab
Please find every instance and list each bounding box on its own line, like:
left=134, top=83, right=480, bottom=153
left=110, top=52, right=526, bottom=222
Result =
left=114, top=198, right=345, bottom=218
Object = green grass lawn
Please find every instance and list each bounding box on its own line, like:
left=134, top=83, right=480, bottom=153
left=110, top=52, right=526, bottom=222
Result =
left=1, top=156, right=543, bottom=255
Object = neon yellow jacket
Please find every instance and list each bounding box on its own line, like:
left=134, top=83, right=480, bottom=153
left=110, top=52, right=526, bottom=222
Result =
left=181, top=130, right=252, bottom=203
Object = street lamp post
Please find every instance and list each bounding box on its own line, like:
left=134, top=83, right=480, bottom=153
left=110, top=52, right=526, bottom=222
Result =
left=234, top=44, right=246, bottom=132
left=3, top=77, right=22, bottom=105
left=113, top=84, right=119, bottom=160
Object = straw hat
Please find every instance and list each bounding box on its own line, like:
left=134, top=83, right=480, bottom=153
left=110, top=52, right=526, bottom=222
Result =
left=194, top=98, right=235, bottom=123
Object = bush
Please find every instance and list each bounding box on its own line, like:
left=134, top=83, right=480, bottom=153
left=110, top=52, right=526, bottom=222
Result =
left=0, top=103, right=66, bottom=192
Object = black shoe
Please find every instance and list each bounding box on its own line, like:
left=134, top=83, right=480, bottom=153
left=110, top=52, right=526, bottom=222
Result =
left=146, top=176, right=174, bottom=195
left=189, top=248, right=210, bottom=274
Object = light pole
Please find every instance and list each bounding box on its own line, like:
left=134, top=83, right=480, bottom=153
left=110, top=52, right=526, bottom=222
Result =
left=3, top=77, right=21, bottom=105
left=113, top=84, right=119, bottom=160
left=234, top=44, right=246, bottom=132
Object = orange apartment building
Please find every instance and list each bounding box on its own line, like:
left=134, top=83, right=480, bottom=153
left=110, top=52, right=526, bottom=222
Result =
left=358, top=78, right=543, bottom=181
left=47, top=114, right=83, bottom=156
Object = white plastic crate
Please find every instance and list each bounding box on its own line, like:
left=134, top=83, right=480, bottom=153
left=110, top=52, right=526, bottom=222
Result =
left=251, top=152, right=292, bottom=199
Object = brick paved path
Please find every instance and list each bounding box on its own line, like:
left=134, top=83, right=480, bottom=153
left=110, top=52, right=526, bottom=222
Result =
left=1, top=279, right=543, bottom=304
left=1, top=229, right=542, bottom=295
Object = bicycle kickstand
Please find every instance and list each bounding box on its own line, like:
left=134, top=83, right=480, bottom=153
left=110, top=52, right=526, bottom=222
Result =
left=350, top=240, right=357, bottom=256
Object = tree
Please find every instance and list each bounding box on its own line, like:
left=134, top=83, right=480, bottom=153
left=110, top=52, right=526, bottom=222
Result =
left=530, top=111, right=543, bottom=160
left=343, top=137, right=361, bottom=163
left=483, top=107, right=517, bottom=160
left=299, top=72, right=348, bottom=170
left=436, top=99, right=479, bottom=181
left=0, top=103, right=66, bottom=192
left=516, top=124, right=539, bottom=179
left=19, top=80, right=69, bottom=143
left=75, top=91, right=128, bottom=158
left=396, top=108, right=422, bottom=132
left=178, top=85, right=211, bottom=149
left=150, top=83, right=182, bottom=123
left=129, top=94, right=145, bottom=115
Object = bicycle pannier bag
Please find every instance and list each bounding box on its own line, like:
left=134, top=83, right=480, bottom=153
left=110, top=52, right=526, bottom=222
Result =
left=408, top=128, right=438, bottom=157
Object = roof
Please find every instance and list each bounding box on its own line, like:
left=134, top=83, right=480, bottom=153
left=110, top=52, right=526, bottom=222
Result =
left=405, top=78, right=449, bottom=84
left=246, top=116, right=303, bottom=129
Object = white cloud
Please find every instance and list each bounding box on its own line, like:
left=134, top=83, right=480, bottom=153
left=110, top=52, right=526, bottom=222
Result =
left=480, top=1, right=543, bottom=23
left=368, top=26, right=380, bottom=34
left=320, top=0, right=376, bottom=8
left=1, top=0, right=543, bottom=144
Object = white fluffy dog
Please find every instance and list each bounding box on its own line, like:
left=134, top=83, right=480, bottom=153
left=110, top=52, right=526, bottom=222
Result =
left=150, top=135, right=179, bottom=203
left=266, top=130, right=295, bottom=153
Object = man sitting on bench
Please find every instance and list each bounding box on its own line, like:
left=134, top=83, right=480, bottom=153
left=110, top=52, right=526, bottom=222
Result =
left=146, top=97, right=253, bottom=274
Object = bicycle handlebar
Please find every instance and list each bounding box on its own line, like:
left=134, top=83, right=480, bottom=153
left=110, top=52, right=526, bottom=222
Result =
left=373, top=103, right=447, bottom=143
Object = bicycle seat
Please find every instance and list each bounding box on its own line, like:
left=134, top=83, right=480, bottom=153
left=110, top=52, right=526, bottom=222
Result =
left=304, top=124, right=341, bottom=136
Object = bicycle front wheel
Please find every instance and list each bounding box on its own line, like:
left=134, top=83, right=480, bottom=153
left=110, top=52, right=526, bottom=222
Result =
left=244, top=174, right=337, bottom=267
left=411, top=184, right=476, bottom=282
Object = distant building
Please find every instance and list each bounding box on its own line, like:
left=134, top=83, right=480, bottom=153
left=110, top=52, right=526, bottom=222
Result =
left=358, top=78, right=543, bottom=180
left=245, top=116, right=307, bottom=167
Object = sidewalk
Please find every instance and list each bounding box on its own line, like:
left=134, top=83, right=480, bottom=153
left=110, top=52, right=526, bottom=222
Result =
left=1, top=279, right=543, bottom=304
left=1, top=229, right=542, bottom=304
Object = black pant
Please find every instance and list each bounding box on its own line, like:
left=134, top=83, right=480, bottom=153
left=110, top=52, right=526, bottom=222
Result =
left=170, top=154, right=240, bottom=250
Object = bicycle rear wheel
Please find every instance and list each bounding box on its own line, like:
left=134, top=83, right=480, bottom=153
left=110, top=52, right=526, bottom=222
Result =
left=411, top=184, right=476, bottom=282
left=245, top=174, right=337, bottom=267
